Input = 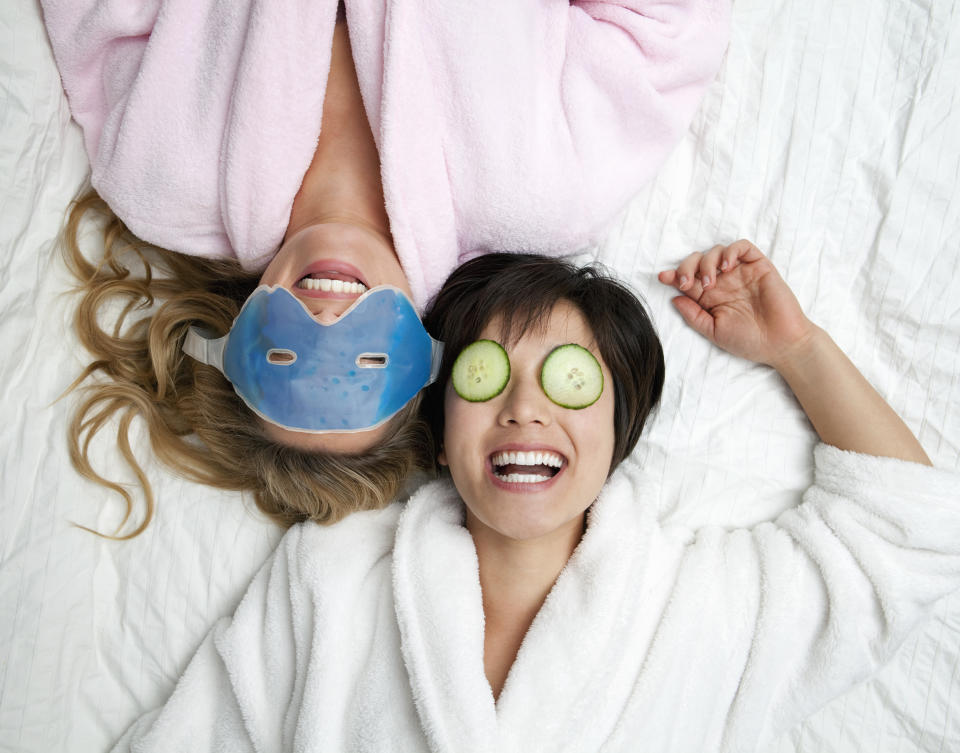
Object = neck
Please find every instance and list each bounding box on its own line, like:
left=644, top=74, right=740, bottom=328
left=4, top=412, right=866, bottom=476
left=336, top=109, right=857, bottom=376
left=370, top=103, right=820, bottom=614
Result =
left=285, top=18, right=390, bottom=243
left=471, top=514, right=583, bottom=614
left=469, top=510, right=585, bottom=699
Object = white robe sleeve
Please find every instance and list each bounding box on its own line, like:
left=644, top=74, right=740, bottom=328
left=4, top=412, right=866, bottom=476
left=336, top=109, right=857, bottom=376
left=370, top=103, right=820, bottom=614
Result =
left=111, top=524, right=308, bottom=753
left=719, top=445, right=960, bottom=748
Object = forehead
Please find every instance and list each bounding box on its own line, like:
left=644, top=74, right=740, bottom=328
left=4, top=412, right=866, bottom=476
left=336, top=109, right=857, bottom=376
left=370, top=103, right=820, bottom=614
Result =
left=478, top=299, right=598, bottom=353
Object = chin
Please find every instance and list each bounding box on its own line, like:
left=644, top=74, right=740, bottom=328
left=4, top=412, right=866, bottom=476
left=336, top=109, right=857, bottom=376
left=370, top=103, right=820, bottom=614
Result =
left=476, top=506, right=586, bottom=544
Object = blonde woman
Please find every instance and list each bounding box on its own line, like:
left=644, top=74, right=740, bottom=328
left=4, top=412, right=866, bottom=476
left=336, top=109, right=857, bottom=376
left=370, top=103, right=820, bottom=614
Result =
left=44, top=0, right=731, bottom=534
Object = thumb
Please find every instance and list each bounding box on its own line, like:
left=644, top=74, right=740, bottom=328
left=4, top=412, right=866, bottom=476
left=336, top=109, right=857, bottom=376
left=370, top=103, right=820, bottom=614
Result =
left=672, top=296, right=716, bottom=342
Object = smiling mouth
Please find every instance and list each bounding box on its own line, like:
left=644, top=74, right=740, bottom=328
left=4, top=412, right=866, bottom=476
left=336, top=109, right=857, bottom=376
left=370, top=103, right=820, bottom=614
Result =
left=296, top=272, right=368, bottom=295
left=490, top=450, right=565, bottom=484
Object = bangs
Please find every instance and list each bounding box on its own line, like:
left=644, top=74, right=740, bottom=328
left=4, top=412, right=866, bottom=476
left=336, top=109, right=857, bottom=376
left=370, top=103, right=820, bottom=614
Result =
left=424, top=254, right=594, bottom=364
left=477, top=289, right=576, bottom=351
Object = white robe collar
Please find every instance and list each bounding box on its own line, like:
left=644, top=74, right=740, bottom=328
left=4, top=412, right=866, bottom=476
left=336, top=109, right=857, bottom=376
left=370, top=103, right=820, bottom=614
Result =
left=392, top=465, right=660, bottom=752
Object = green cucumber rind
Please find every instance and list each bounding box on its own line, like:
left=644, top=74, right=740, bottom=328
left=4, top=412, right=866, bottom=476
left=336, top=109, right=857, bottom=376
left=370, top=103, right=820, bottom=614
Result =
left=451, top=339, right=511, bottom=402
left=540, top=344, right=603, bottom=409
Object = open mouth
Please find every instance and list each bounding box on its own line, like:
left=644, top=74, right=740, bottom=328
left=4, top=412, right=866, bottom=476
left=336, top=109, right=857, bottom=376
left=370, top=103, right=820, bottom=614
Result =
left=489, top=450, right=565, bottom=484
left=296, top=271, right=368, bottom=295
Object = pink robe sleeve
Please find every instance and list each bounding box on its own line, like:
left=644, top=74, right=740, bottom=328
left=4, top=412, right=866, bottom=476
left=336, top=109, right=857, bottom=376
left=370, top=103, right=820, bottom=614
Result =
left=40, top=0, right=333, bottom=268
left=375, top=0, right=732, bottom=304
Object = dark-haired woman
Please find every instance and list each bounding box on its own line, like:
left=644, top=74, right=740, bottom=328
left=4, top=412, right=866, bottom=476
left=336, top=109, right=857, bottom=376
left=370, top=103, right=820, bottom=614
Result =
left=43, top=0, right=731, bottom=534
left=111, top=245, right=958, bottom=753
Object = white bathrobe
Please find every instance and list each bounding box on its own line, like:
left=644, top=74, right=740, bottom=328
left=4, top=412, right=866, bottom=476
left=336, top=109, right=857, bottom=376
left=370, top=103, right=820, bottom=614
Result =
left=112, top=445, right=960, bottom=752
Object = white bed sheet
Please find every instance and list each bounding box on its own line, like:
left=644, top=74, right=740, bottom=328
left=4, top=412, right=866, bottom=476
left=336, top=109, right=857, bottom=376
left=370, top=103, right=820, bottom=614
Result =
left=1, top=0, right=958, bottom=751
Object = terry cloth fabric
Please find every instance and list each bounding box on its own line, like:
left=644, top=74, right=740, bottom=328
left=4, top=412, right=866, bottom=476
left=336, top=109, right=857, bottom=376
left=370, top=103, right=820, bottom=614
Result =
left=111, top=445, right=960, bottom=753
left=39, top=0, right=731, bottom=308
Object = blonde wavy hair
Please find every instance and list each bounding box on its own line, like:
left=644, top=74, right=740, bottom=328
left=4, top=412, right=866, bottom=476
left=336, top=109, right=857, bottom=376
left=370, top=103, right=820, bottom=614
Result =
left=63, top=189, right=433, bottom=539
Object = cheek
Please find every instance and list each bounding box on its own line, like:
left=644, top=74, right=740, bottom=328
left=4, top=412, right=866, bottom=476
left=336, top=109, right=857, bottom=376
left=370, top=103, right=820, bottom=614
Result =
left=578, top=415, right=615, bottom=459
left=441, top=393, right=502, bottom=484
left=258, top=238, right=298, bottom=286
left=382, top=258, right=414, bottom=299
left=258, top=257, right=281, bottom=286
left=441, top=391, right=473, bottom=472
left=577, top=390, right=617, bottom=467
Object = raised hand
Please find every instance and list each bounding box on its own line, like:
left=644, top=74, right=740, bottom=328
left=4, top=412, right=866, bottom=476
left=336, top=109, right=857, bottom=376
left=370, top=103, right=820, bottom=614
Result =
left=658, top=240, right=814, bottom=368
left=659, top=240, right=930, bottom=464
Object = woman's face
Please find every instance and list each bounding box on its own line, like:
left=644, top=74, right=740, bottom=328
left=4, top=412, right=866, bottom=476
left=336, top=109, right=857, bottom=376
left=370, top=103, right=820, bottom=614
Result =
left=439, top=300, right=616, bottom=544
left=257, top=221, right=413, bottom=453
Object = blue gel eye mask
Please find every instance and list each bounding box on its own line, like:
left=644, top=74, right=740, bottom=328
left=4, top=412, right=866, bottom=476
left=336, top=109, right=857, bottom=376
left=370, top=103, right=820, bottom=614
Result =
left=183, top=285, right=443, bottom=433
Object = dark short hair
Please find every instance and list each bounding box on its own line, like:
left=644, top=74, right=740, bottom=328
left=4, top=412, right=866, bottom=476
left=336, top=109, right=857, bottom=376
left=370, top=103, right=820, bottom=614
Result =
left=421, top=253, right=664, bottom=472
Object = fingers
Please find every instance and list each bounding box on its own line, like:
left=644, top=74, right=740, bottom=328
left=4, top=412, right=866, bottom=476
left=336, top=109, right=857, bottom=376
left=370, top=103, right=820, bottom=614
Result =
left=720, top=243, right=741, bottom=273
left=658, top=239, right=767, bottom=292
left=697, top=245, right=725, bottom=288
left=666, top=245, right=726, bottom=292
left=659, top=247, right=717, bottom=294
left=674, top=250, right=709, bottom=291
left=657, top=268, right=678, bottom=286
left=671, top=296, right=716, bottom=342
left=723, top=238, right=764, bottom=266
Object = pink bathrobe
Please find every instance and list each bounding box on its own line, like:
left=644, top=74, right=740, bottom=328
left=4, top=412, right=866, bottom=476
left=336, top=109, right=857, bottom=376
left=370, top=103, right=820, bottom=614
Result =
left=41, top=0, right=729, bottom=307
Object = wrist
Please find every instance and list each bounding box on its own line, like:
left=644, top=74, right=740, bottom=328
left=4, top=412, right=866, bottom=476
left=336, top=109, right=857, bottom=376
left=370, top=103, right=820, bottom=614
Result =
left=768, top=320, right=827, bottom=377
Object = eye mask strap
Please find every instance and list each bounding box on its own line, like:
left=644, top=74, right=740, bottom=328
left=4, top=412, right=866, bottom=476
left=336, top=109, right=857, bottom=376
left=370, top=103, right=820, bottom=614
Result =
left=429, top=338, right=444, bottom=386
left=183, top=327, right=228, bottom=372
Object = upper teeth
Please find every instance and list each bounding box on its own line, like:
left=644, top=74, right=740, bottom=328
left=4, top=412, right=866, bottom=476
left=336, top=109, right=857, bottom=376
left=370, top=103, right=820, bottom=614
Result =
left=297, top=278, right=368, bottom=294
left=491, top=451, right=563, bottom=468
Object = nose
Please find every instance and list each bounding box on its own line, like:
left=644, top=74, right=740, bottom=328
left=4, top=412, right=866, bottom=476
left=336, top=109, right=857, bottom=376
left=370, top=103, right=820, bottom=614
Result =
left=497, top=372, right=552, bottom=427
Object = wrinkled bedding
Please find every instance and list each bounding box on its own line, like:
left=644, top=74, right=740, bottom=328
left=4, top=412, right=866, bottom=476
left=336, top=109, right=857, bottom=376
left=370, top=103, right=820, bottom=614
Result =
left=1, top=1, right=958, bottom=751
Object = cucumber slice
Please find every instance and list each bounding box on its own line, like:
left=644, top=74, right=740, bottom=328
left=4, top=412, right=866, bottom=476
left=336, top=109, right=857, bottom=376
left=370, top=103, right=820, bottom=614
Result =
left=540, top=344, right=603, bottom=409
left=451, top=339, right=510, bottom=402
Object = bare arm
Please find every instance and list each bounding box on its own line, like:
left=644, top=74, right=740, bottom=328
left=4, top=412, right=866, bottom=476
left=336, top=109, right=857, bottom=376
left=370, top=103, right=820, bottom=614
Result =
left=659, top=240, right=931, bottom=465
left=770, top=326, right=930, bottom=464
